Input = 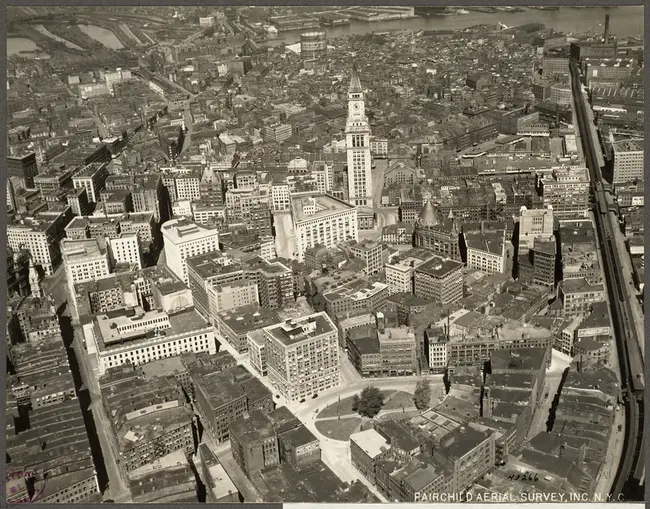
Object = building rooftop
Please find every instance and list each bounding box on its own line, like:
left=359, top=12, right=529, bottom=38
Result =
left=195, top=371, right=246, bottom=410
left=350, top=429, right=391, bottom=459
left=279, top=424, right=318, bottom=449
left=612, top=138, right=643, bottom=153
left=218, top=305, right=280, bottom=334
left=464, top=230, right=505, bottom=255
left=323, top=279, right=388, bottom=303
left=350, top=240, right=382, bottom=252
left=415, top=256, right=463, bottom=278
left=186, top=251, right=241, bottom=280
left=117, top=403, right=193, bottom=450
left=386, top=248, right=436, bottom=269
left=375, top=420, right=420, bottom=453
left=439, top=425, right=490, bottom=460
left=72, top=162, right=108, bottom=179
left=564, top=366, right=619, bottom=398
left=291, top=193, right=355, bottom=223
left=490, top=347, right=548, bottom=372
left=61, top=238, right=107, bottom=263
left=387, top=293, right=432, bottom=307
left=486, top=372, right=537, bottom=390
left=264, top=312, right=335, bottom=347
left=578, top=301, right=610, bottom=331
left=229, top=410, right=276, bottom=444
left=94, top=307, right=210, bottom=351
left=561, top=277, right=604, bottom=294
left=162, top=218, right=219, bottom=243
left=139, top=355, right=187, bottom=378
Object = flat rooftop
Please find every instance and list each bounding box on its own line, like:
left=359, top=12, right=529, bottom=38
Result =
left=72, top=162, right=108, bottom=178
left=264, top=313, right=335, bottom=347
left=350, top=429, right=391, bottom=459
left=218, top=305, right=280, bottom=334
left=292, top=194, right=354, bottom=223
left=323, top=279, right=388, bottom=303
left=387, top=248, right=435, bottom=268
left=186, top=252, right=241, bottom=280
left=465, top=230, right=505, bottom=255
left=61, top=238, right=106, bottom=262
left=439, top=425, right=490, bottom=460
left=118, top=404, right=193, bottom=450
left=162, top=218, right=219, bottom=243
left=415, top=256, right=463, bottom=278
left=95, top=307, right=210, bottom=351
left=350, top=240, right=382, bottom=252
left=612, top=139, right=643, bottom=153
left=562, top=277, right=604, bottom=294
left=491, top=347, right=548, bottom=372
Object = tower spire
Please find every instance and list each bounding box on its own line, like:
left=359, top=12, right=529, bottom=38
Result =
left=349, top=65, right=363, bottom=94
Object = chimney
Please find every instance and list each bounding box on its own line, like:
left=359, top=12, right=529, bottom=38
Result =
left=604, top=14, right=610, bottom=45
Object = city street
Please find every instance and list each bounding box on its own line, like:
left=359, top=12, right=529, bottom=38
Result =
left=371, top=159, right=387, bottom=207
left=72, top=331, right=133, bottom=503
left=527, top=350, right=572, bottom=441
left=214, top=330, right=444, bottom=415
left=63, top=293, right=131, bottom=504
left=594, top=405, right=626, bottom=499
left=180, top=105, right=194, bottom=155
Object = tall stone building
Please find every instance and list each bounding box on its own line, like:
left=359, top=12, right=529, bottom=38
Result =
left=346, top=67, right=373, bottom=208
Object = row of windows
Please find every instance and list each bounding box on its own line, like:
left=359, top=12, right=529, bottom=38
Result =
left=104, top=334, right=212, bottom=367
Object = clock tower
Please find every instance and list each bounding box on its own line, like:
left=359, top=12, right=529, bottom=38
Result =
left=346, top=67, right=373, bottom=208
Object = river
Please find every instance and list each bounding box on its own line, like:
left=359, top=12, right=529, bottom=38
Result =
left=279, top=6, right=644, bottom=44
left=78, top=24, right=124, bottom=50
left=7, top=37, right=40, bottom=57
left=7, top=6, right=643, bottom=57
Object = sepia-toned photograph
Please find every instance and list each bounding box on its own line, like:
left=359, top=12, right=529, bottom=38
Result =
left=5, top=4, right=645, bottom=505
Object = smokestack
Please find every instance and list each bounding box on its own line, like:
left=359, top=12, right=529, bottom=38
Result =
left=604, top=14, right=610, bottom=44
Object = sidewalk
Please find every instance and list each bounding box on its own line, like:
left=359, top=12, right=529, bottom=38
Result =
left=594, top=406, right=625, bottom=499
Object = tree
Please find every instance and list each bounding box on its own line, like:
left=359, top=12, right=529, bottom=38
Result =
left=413, top=379, right=431, bottom=411
left=352, top=386, right=384, bottom=418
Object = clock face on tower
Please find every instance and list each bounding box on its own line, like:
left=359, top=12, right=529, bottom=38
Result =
left=354, top=104, right=359, bottom=109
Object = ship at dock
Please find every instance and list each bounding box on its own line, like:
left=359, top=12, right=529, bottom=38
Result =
left=319, top=12, right=350, bottom=27
left=414, top=6, right=454, bottom=16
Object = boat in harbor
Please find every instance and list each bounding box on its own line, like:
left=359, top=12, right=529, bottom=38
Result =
left=263, top=24, right=278, bottom=34
left=413, top=6, right=453, bottom=16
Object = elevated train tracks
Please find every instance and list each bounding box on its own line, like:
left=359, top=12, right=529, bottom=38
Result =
left=570, top=59, right=644, bottom=498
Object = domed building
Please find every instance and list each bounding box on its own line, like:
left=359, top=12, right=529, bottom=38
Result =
left=413, top=200, right=460, bottom=260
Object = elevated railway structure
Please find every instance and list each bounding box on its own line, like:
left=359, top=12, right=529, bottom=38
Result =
left=570, top=59, right=645, bottom=497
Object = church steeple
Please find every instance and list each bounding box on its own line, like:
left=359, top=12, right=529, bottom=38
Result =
left=28, top=255, right=43, bottom=300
